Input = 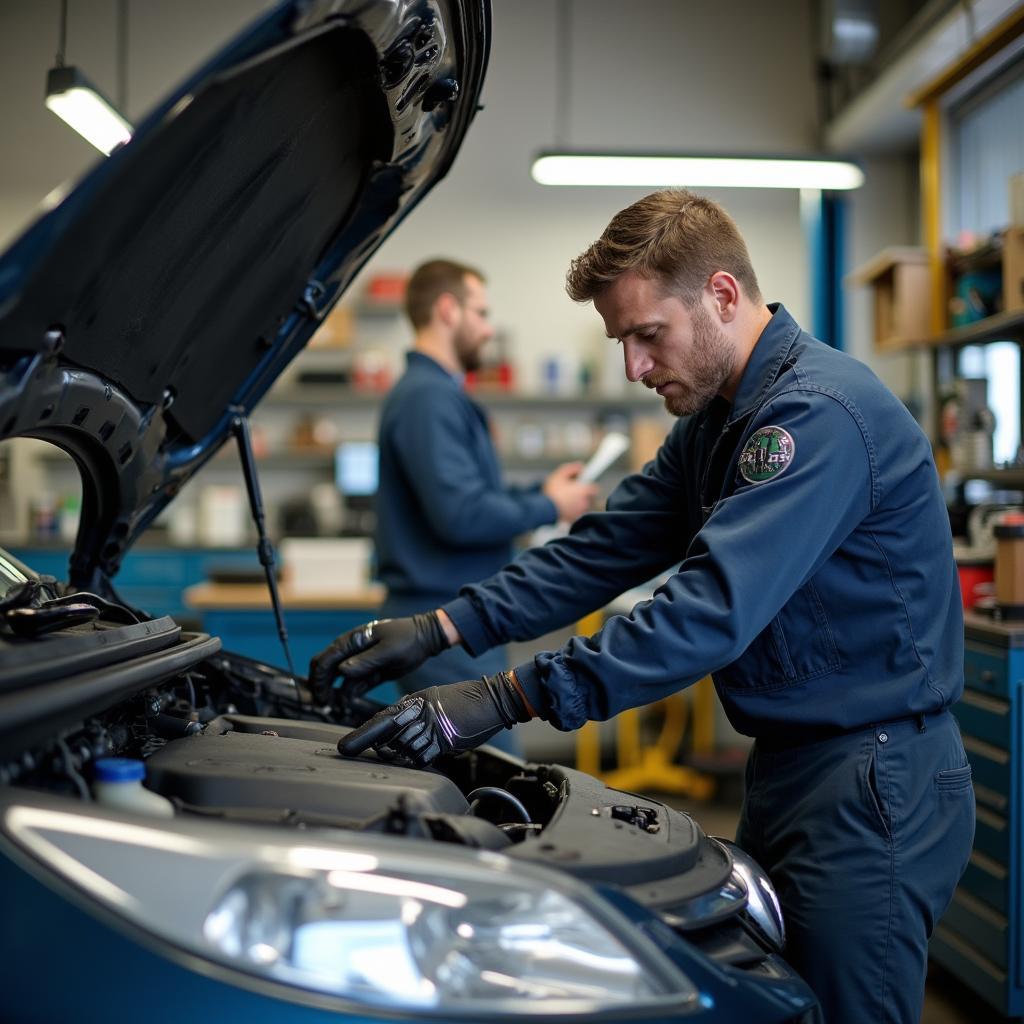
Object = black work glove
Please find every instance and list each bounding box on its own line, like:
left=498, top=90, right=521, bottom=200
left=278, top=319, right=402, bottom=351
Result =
left=308, top=612, right=449, bottom=706
left=337, top=672, right=532, bottom=767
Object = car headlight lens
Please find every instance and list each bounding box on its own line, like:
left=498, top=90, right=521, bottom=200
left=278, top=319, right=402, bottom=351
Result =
left=5, top=802, right=698, bottom=1015
left=716, top=839, right=785, bottom=951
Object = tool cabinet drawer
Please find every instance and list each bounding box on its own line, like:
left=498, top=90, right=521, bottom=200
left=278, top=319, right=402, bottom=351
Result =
left=963, top=646, right=1010, bottom=698
left=973, top=804, right=1009, bottom=864
left=961, top=850, right=1008, bottom=914
left=963, top=734, right=1011, bottom=796
left=953, top=689, right=1011, bottom=749
left=941, top=889, right=1008, bottom=970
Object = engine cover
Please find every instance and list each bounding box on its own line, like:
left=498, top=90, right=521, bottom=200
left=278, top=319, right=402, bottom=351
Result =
left=145, top=724, right=469, bottom=826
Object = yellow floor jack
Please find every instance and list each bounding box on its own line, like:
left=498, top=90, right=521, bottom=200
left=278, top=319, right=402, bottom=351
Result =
left=573, top=611, right=716, bottom=799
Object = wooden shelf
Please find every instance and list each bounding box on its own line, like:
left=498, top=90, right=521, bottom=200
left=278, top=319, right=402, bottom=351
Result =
left=848, top=247, right=929, bottom=285
left=184, top=580, right=385, bottom=610
left=921, top=308, right=1024, bottom=348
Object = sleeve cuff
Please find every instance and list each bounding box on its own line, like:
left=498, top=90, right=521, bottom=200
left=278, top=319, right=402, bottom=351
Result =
left=526, top=492, right=558, bottom=528
left=440, top=595, right=492, bottom=657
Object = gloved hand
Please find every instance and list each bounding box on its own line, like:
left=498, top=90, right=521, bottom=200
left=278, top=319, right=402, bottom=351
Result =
left=337, top=672, right=533, bottom=767
left=308, top=612, right=449, bottom=707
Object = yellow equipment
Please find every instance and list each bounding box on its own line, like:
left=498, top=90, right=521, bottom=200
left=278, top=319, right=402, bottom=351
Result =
left=573, top=611, right=716, bottom=799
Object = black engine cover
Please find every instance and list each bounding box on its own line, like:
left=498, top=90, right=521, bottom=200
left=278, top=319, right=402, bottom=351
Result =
left=145, top=724, right=469, bottom=826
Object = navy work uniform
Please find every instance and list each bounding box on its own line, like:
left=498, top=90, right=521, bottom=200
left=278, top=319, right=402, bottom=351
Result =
left=439, top=305, right=975, bottom=1023
left=375, top=351, right=558, bottom=712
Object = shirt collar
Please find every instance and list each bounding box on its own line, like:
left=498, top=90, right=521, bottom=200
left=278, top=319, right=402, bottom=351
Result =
left=724, top=303, right=801, bottom=426
left=407, top=349, right=463, bottom=385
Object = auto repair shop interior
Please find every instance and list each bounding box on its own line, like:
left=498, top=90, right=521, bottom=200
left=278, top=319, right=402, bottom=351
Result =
left=1, top=1, right=1023, bottom=1022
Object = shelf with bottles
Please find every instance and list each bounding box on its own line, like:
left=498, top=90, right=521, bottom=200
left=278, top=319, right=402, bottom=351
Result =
left=263, top=382, right=665, bottom=412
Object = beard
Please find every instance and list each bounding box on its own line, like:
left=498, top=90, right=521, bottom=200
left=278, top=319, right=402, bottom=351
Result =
left=647, top=303, right=736, bottom=417
left=454, top=328, right=485, bottom=373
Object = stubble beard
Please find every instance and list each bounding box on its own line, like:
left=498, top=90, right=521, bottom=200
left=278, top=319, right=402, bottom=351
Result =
left=454, top=326, right=484, bottom=373
left=654, top=304, right=736, bottom=417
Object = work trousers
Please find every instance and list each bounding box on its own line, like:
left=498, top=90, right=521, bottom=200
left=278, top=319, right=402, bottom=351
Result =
left=736, top=710, right=975, bottom=1024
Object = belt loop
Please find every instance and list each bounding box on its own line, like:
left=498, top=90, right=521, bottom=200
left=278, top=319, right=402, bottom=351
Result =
left=915, top=713, right=927, bottom=733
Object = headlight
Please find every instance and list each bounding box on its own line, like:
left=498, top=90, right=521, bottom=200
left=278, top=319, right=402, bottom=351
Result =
left=5, top=801, right=699, bottom=1016
left=716, top=839, right=785, bottom=952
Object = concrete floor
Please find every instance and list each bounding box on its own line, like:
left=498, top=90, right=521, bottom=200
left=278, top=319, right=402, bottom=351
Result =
left=671, top=798, right=985, bottom=1024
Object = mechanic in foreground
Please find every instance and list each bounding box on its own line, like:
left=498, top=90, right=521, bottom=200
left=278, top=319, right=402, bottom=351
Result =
left=315, top=190, right=975, bottom=1024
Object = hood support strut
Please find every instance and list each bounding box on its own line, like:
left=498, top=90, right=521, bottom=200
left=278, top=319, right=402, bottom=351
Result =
left=231, top=412, right=295, bottom=680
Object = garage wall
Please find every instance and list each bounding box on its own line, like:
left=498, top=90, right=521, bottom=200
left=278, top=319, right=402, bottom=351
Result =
left=0, top=0, right=818, bottom=391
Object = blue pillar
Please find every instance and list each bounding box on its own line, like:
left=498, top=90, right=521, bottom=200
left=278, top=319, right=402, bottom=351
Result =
left=801, top=188, right=846, bottom=350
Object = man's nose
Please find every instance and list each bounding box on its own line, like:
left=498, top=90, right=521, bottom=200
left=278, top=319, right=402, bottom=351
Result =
left=623, top=342, right=653, bottom=383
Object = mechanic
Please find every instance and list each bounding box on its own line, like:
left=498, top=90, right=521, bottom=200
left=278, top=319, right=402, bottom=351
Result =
left=317, top=192, right=975, bottom=1023
left=310, top=259, right=595, bottom=751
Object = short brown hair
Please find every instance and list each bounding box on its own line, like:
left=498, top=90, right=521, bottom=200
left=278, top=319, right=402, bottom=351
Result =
left=404, top=258, right=485, bottom=329
left=566, top=190, right=761, bottom=305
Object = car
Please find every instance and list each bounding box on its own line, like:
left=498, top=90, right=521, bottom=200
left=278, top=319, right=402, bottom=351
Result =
left=0, top=2, right=820, bottom=1021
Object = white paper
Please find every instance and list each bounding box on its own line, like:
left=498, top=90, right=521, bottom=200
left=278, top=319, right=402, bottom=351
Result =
left=579, top=431, right=630, bottom=483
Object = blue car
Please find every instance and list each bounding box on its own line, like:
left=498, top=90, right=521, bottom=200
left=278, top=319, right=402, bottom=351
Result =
left=0, top=2, right=819, bottom=1021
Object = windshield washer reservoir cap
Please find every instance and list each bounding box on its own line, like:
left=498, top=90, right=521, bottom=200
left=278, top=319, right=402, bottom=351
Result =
left=94, top=757, right=146, bottom=783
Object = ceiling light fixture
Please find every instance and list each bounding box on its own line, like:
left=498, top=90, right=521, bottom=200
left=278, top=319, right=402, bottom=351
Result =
left=530, top=153, right=865, bottom=191
left=45, top=0, right=132, bottom=155
left=533, top=0, right=862, bottom=192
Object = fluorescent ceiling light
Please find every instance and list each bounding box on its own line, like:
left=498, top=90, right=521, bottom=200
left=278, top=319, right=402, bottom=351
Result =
left=45, top=66, right=132, bottom=156
left=531, top=153, right=865, bottom=190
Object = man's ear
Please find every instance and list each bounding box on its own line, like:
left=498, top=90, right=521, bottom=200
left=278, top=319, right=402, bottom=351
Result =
left=435, top=291, right=461, bottom=327
left=707, top=272, right=740, bottom=323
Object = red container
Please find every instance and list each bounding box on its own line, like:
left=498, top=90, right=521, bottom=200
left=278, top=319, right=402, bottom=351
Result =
left=957, top=558, right=994, bottom=609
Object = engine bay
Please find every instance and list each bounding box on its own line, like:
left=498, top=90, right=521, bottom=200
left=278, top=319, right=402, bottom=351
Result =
left=0, top=639, right=787, bottom=978
left=3, top=646, right=732, bottom=907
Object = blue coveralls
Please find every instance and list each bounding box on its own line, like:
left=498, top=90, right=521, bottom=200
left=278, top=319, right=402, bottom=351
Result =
left=441, top=305, right=976, bottom=1023
left=375, top=352, right=557, bottom=751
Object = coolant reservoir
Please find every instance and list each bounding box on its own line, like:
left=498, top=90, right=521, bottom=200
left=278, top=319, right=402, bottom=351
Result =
left=92, top=758, right=175, bottom=818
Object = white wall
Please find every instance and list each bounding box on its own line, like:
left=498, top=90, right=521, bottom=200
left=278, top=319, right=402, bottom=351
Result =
left=0, top=0, right=818, bottom=392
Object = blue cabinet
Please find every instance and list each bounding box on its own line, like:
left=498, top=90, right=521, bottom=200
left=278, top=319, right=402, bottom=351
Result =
left=930, top=617, right=1023, bottom=1017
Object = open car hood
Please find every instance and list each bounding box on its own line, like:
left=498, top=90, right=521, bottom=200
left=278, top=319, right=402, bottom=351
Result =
left=0, top=0, right=489, bottom=591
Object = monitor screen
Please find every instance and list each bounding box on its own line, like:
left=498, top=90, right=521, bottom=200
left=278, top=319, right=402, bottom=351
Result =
left=335, top=442, right=379, bottom=497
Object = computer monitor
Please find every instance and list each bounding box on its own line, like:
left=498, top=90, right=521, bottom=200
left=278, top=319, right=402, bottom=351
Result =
left=335, top=441, right=379, bottom=498
left=335, top=442, right=378, bottom=536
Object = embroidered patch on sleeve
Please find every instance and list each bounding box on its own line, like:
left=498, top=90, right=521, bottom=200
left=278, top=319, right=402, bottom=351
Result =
left=738, top=425, right=795, bottom=484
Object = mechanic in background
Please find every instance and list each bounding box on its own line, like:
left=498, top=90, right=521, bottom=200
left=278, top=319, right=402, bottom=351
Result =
left=317, top=194, right=975, bottom=1023
left=310, top=259, right=596, bottom=753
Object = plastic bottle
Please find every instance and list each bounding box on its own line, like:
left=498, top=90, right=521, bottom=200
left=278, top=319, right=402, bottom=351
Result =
left=92, top=758, right=175, bottom=818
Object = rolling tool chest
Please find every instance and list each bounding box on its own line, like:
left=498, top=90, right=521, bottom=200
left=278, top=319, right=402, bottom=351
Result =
left=930, top=615, right=1022, bottom=1017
